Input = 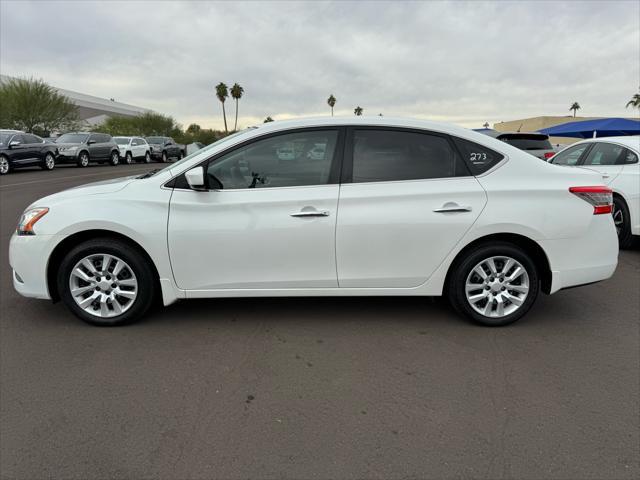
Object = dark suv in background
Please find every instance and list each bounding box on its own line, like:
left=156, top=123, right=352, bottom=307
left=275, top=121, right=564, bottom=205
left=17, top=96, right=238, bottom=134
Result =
left=146, top=136, right=185, bottom=162
left=0, top=130, right=58, bottom=175
left=495, top=132, right=556, bottom=160
left=55, top=132, right=120, bottom=167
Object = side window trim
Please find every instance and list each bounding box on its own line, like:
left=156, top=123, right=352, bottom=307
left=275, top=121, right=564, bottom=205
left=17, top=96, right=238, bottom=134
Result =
left=575, top=143, right=594, bottom=166
left=341, top=126, right=471, bottom=184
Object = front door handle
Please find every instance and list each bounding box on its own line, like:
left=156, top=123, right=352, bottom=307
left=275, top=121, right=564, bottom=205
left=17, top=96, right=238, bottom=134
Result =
left=290, top=210, right=330, bottom=218
left=433, top=203, right=472, bottom=213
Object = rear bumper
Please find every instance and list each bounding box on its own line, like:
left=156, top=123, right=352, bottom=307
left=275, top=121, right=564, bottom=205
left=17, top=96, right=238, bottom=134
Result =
left=540, top=215, right=618, bottom=294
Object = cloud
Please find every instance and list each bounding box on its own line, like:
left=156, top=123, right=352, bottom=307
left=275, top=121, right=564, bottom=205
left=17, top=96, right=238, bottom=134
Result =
left=1, top=0, right=638, bottom=129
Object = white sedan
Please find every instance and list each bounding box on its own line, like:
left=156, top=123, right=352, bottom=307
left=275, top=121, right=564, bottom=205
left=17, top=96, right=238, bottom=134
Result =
left=9, top=117, right=618, bottom=327
left=549, top=136, right=639, bottom=248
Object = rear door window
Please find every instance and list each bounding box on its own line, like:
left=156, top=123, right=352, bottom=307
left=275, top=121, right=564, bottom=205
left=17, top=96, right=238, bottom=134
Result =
left=624, top=149, right=638, bottom=164
left=452, top=137, right=505, bottom=174
left=549, top=144, right=590, bottom=166
left=582, top=143, right=625, bottom=166
left=350, top=129, right=468, bottom=183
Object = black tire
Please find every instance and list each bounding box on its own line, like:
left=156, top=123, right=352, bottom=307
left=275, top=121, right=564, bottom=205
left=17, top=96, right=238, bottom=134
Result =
left=613, top=196, right=633, bottom=249
left=178, top=151, right=184, bottom=160
left=41, top=152, right=56, bottom=171
left=77, top=151, right=90, bottom=167
left=0, top=155, right=11, bottom=175
left=109, top=150, right=120, bottom=166
left=447, top=242, right=539, bottom=327
left=144, top=151, right=151, bottom=163
left=125, top=152, right=133, bottom=164
left=57, top=238, right=156, bottom=326
left=161, top=151, right=167, bottom=163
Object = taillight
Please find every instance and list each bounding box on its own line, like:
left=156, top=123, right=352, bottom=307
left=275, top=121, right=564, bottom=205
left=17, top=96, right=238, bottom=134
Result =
left=569, top=186, right=613, bottom=215
left=544, top=152, right=555, bottom=160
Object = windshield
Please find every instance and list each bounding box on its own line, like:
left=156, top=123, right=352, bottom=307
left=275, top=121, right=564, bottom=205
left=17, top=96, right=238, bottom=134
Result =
left=57, top=133, right=89, bottom=144
left=113, top=137, right=130, bottom=145
left=146, top=136, right=166, bottom=144
left=148, top=128, right=256, bottom=176
left=0, top=133, right=13, bottom=144
left=499, top=134, right=552, bottom=151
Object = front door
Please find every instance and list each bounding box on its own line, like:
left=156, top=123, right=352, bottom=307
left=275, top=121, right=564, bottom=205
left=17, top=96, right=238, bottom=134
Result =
left=336, top=128, right=487, bottom=288
left=168, top=128, right=343, bottom=291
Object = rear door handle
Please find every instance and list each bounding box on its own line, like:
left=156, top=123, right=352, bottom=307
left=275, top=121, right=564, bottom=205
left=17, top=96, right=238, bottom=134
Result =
left=433, top=204, right=472, bottom=213
left=290, top=210, right=330, bottom=218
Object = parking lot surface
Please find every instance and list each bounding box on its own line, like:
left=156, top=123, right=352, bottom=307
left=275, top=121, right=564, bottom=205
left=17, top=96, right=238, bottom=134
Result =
left=1, top=165, right=639, bottom=479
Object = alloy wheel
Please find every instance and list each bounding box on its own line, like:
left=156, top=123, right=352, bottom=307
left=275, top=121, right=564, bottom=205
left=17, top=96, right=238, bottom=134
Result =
left=68, top=253, right=138, bottom=318
left=612, top=203, right=624, bottom=236
left=80, top=153, right=89, bottom=167
left=45, top=154, right=55, bottom=170
left=0, top=157, right=9, bottom=174
left=465, top=256, right=530, bottom=318
left=125, top=153, right=133, bottom=164
left=111, top=152, right=119, bottom=165
left=145, top=152, right=151, bottom=163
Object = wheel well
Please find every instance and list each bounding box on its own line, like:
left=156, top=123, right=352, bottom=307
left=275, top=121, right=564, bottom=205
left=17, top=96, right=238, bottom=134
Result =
left=445, top=233, right=553, bottom=294
left=613, top=191, right=627, bottom=207
left=47, top=230, right=161, bottom=302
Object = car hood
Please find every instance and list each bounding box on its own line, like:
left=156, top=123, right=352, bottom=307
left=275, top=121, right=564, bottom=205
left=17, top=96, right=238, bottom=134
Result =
left=30, top=175, right=138, bottom=207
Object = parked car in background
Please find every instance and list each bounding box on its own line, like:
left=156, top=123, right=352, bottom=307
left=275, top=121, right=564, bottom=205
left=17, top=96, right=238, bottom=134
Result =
left=549, top=136, right=639, bottom=248
left=495, top=132, right=556, bottom=160
left=56, top=132, right=120, bottom=167
left=113, top=136, right=151, bottom=164
left=0, top=130, right=58, bottom=175
left=146, top=136, right=184, bottom=162
left=10, top=117, right=618, bottom=327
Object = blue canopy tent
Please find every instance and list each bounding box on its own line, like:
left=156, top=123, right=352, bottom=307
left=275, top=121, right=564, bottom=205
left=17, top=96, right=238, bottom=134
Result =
left=538, top=118, right=640, bottom=138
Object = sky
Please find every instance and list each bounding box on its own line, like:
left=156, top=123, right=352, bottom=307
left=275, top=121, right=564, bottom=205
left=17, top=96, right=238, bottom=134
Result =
left=1, top=0, right=638, bottom=130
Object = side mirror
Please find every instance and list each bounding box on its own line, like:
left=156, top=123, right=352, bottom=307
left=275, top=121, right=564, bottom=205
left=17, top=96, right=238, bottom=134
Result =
left=87, top=140, right=96, bottom=145
left=8, top=140, right=21, bottom=148
left=165, top=141, right=172, bottom=146
left=185, top=166, right=206, bottom=191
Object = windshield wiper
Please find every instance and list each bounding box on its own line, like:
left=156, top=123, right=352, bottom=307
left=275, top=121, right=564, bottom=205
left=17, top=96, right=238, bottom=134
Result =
left=137, top=169, right=161, bottom=179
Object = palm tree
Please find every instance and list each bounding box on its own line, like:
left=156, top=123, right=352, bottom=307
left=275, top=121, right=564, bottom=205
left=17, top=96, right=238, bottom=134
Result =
left=625, top=92, right=640, bottom=109
left=569, top=102, right=581, bottom=118
left=327, top=94, right=336, bottom=116
left=264, top=116, right=274, bottom=123
left=230, top=83, right=244, bottom=131
left=215, top=82, right=229, bottom=133
left=354, top=106, right=363, bottom=116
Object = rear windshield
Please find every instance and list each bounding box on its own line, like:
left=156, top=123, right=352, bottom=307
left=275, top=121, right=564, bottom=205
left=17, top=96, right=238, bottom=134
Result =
left=57, top=133, right=89, bottom=143
left=113, top=137, right=130, bottom=145
left=498, top=134, right=552, bottom=151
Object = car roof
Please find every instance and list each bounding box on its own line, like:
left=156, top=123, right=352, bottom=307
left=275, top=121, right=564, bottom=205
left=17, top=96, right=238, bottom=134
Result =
left=571, top=136, right=640, bottom=152
left=0, top=129, right=23, bottom=134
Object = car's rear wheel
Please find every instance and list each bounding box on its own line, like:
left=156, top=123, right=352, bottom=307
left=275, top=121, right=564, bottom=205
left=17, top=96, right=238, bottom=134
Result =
left=109, top=151, right=120, bottom=166
left=57, top=238, right=156, bottom=326
left=0, top=155, right=10, bottom=175
left=77, top=151, right=90, bottom=167
left=125, top=152, right=133, bottom=164
left=144, top=151, right=151, bottom=163
left=613, top=197, right=633, bottom=249
left=42, top=153, right=56, bottom=170
left=447, top=242, right=539, bottom=326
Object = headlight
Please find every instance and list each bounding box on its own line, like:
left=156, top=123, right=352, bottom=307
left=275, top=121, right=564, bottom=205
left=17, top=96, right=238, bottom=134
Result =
left=16, top=207, right=49, bottom=235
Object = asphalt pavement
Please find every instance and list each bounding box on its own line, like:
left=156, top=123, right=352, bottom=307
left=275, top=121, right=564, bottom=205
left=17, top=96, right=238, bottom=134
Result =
left=1, top=164, right=638, bottom=479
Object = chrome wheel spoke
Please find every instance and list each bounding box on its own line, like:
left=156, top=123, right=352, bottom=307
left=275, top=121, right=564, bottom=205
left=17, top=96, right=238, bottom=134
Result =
left=468, top=291, right=489, bottom=304
left=71, top=284, right=94, bottom=296
left=473, top=266, right=488, bottom=280
left=78, top=292, right=99, bottom=309
left=72, top=267, right=92, bottom=283
left=506, top=284, right=528, bottom=294
left=504, top=292, right=523, bottom=306
left=118, top=278, right=136, bottom=286
left=112, top=260, right=125, bottom=277
left=115, top=288, right=136, bottom=299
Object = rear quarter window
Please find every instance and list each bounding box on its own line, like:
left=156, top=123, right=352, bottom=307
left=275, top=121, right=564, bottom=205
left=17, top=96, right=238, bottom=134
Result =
left=453, top=137, right=505, bottom=175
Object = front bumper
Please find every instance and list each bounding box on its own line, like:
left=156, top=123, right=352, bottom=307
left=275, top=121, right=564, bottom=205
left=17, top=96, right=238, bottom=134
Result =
left=9, top=233, right=62, bottom=300
left=56, top=150, right=80, bottom=163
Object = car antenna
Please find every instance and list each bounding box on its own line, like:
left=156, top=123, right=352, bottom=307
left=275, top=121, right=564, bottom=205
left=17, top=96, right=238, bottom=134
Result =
left=517, top=123, right=523, bottom=132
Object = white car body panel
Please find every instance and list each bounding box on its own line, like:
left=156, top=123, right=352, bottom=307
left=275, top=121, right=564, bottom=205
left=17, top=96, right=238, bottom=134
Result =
left=8, top=117, right=619, bottom=310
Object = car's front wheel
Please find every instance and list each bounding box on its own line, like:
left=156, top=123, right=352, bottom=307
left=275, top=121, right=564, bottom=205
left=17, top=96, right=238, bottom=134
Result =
left=57, top=238, right=156, bottom=326
left=109, top=151, right=120, bottom=166
left=613, top=197, right=633, bottom=249
left=447, top=242, right=539, bottom=326
left=144, top=151, right=151, bottom=163
left=77, top=151, right=90, bottom=167
left=42, top=153, right=56, bottom=171
left=125, top=152, right=133, bottom=164
left=161, top=151, right=167, bottom=163
left=0, top=155, right=10, bottom=175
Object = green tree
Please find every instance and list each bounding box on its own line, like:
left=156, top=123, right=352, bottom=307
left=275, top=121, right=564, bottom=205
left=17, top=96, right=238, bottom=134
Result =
left=97, top=112, right=178, bottom=137
left=215, top=82, right=229, bottom=133
left=230, top=83, right=244, bottom=131
left=186, top=123, right=201, bottom=134
left=264, top=116, right=274, bottom=123
left=327, top=94, right=336, bottom=116
left=354, top=106, right=363, bottom=116
left=0, top=77, right=79, bottom=135
left=625, top=92, right=640, bottom=110
left=569, top=102, right=581, bottom=117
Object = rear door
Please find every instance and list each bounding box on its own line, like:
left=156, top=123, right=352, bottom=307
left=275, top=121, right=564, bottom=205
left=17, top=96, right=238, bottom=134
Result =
left=20, top=134, right=44, bottom=165
left=580, top=141, right=627, bottom=184
left=335, top=128, right=487, bottom=288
